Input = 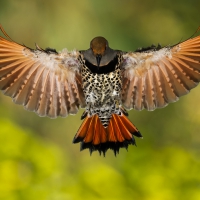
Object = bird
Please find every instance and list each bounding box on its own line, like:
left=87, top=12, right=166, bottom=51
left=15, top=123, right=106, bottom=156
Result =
left=0, top=25, right=200, bottom=156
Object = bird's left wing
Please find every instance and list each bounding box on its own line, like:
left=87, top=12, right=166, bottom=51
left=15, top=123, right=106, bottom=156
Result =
left=0, top=26, right=86, bottom=118
left=121, top=34, right=200, bottom=111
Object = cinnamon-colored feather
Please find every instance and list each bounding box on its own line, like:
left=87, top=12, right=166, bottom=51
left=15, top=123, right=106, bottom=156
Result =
left=108, top=116, right=124, bottom=142
left=122, top=35, right=200, bottom=111
left=0, top=25, right=86, bottom=118
left=73, top=114, right=142, bottom=155
left=74, top=116, right=92, bottom=140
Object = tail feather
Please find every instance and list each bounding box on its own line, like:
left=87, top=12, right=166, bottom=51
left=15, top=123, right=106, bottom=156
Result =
left=72, top=116, right=92, bottom=143
left=99, top=120, right=107, bottom=143
left=92, top=115, right=101, bottom=145
left=73, top=113, right=142, bottom=156
left=107, top=119, right=117, bottom=142
left=84, top=116, right=96, bottom=143
left=112, top=114, right=132, bottom=141
left=116, top=114, right=142, bottom=138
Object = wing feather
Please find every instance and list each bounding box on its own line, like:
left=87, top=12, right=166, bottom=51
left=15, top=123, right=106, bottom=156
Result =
left=152, top=65, right=166, bottom=107
left=144, top=68, right=155, bottom=110
left=25, top=64, right=46, bottom=112
left=0, top=26, right=85, bottom=118
left=122, top=34, right=200, bottom=111
left=36, top=70, right=51, bottom=116
left=161, top=59, right=188, bottom=97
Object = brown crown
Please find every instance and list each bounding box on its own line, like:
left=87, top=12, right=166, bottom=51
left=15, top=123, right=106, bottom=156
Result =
left=90, top=36, right=108, bottom=55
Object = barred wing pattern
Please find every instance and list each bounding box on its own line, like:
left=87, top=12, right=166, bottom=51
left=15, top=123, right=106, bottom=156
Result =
left=121, top=35, right=200, bottom=111
left=0, top=29, right=85, bottom=118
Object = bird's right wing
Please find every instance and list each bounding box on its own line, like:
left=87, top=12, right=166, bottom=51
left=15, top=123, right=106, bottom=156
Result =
left=0, top=25, right=86, bottom=118
left=121, top=33, right=200, bottom=111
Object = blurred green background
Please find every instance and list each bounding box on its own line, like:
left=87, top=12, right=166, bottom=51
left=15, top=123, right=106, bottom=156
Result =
left=0, top=0, right=200, bottom=199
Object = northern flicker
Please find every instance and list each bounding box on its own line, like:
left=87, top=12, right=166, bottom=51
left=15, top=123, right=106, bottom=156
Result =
left=0, top=25, right=200, bottom=155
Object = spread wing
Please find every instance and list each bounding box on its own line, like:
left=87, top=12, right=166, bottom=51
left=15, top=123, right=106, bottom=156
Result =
left=121, top=34, right=200, bottom=111
left=0, top=26, right=86, bottom=118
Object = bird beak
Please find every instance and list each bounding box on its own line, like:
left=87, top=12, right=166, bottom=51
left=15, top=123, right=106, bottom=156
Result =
left=96, top=54, right=102, bottom=69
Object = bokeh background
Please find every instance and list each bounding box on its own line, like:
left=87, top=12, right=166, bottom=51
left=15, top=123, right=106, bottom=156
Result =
left=0, top=0, right=200, bottom=199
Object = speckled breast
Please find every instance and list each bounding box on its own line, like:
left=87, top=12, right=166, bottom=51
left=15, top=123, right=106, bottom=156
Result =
left=81, top=54, right=123, bottom=127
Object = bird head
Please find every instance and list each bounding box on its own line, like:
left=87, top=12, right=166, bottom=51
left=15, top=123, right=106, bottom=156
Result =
left=90, top=36, right=108, bottom=67
left=81, top=36, right=117, bottom=69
